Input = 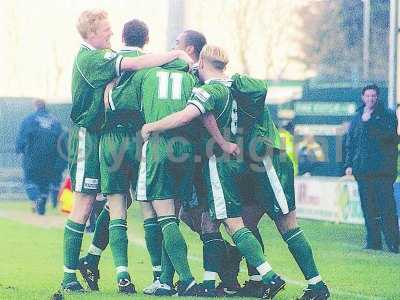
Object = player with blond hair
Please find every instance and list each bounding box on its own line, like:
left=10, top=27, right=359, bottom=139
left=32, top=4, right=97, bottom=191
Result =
left=59, top=9, right=192, bottom=294
left=141, top=45, right=286, bottom=299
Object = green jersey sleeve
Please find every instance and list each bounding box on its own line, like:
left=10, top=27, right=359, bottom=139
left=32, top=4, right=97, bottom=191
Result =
left=162, top=58, right=189, bottom=72
left=231, top=73, right=267, bottom=104
left=187, top=85, right=219, bottom=114
left=76, top=49, right=122, bottom=88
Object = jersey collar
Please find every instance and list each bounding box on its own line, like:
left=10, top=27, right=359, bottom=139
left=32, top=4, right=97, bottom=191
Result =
left=81, top=41, right=96, bottom=50
left=205, top=77, right=233, bottom=87
left=119, top=46, right=144, bottom=52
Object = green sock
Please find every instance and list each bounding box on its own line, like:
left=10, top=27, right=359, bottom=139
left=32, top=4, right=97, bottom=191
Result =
left=63, top=219, right=85, bottom=285
left=246, top=227, right=264, bottom=278
left=158, top=216, right=193, bottom=284
left=232, top=227, right=276, bottom=284
left=201, top=232, right=225, bottom=289
left=109, top=219, right=129, bottom=281
left=159, top=240, right=175, bottom=285
left=283, top=227, right=320, bottom=282
left=143, top=217, right=163, bottom=279
left=87, top=207, right=110, bottom=268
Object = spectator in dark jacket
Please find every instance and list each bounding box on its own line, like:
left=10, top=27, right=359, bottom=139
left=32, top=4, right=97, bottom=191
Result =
left=345, top=84, right=399, bottom=253
left=16, top=99, right=64, bottom=215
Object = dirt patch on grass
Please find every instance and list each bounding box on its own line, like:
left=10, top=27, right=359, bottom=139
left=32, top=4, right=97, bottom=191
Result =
left=0, top=209, right=66, bottom=228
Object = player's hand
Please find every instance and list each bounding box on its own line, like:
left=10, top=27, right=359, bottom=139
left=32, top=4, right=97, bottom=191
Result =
left=345, top=167, right=352, bottom=176
left=221, top=142, right=240, bottom=156
left=141, top=125, right=152, bottom=142
left=176, top=50, right=193, bottom=67
left=361, top=108, right=372, bottom=122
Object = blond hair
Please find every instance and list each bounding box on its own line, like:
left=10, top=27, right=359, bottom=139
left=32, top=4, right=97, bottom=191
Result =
left=199, top=45, right=229, bottom=70
left=76, top=9, right=108, bottom=39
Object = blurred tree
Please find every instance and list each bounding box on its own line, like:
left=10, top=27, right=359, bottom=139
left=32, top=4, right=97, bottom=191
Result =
left=231, top=0, right=299, bottom=78
left=297, top=0, right=388, bottom=81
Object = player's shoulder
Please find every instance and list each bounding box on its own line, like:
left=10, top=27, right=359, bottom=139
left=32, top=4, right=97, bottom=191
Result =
left=232, top=73, right=267, bottom=90
left=77, top=45, right=118, bottom=64
left=203, top=79, right=231, bottom=95
left=118, top=48, right=144, bottom=58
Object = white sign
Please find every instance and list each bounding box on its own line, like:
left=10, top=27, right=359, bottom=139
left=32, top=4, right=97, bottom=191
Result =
left=295, top=176, right=364, bottom=224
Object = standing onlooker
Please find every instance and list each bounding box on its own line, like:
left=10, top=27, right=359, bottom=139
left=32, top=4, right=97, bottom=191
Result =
left=296, top=133, right=325, bottom=175
left=16, top=99, right=63, bottom=215
left=345, top=84, right=399, bottom=253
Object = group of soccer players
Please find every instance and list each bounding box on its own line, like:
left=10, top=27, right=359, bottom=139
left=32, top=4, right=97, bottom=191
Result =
left=55, top=8, right=331, bottom=300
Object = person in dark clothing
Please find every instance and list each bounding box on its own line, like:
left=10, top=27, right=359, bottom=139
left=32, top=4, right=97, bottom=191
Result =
left=16, top=99, right=64, bottom=215
left=49, top=130, right=68, bottom=208
left=345, top=84, right=400, bottom=253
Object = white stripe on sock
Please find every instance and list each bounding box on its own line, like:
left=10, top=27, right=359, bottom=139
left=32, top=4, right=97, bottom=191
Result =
left=63, top=266, right=76, bottom=273
left=152, top=265, right=162, bottom=272
left=116, top=266, right=128, bottom=274
left=160, top=222, right=175, bottom=232
left=88, top=244, right=102, bottom=256
left=308, top=275, right=322, bottom=285
left=203, top=271, right=217, bottom=281
left=203, top=238, right=223, bottom=245
left=286, top=229, right=303, bottom=243
left=65, top=224, right=84, bottom=234
left=249, top=275, right=262, bottom=281
left=185, top=280, right=196, bottom=293
left=157, top=216, right=176, bottom=222
left=256, top=262, right=272, bottom=276
left=109, top=224, right=128, bottom=229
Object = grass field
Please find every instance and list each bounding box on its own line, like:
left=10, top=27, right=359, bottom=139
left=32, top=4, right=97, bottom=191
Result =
left=0, top=200, right=399, bottom=300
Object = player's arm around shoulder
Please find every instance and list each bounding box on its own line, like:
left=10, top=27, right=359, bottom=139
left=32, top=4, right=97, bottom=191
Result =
left=120, top=50, right=193, bottom=71
left=141, top=105, right=201, bottom=141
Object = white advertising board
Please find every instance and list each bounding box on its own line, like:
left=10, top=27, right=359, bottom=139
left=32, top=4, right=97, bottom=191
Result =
left=295, top=176, right=364, bottom=224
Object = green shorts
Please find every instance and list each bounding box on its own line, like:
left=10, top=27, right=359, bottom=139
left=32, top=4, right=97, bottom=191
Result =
left=241, top=150, right=296, bottom=220
left=68, top=125, right=100, bottom=194
left=136, top=135, right=195, bottom=203
left=204, top=155, right=247, bottom=220
left=99, top=127, right=140, bottom=194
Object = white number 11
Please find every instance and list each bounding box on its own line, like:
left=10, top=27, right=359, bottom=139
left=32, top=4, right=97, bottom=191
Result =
left=156, top=71, right=183, bottom=100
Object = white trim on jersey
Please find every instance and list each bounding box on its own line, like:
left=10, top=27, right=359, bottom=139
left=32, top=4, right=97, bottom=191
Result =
left=108, top=88, right=116, bottom=111
left=262, top=156, right=289, bottom=214
left=209, top=155, right=227, bottom=219
left=81, top=42, right=95, bottom=50
left=187, top=100, right=205, bottom=114
left=119, top=46, right=143, bottom=52
left=136, top=141, right=148, bottom=200
left=75, top=127, right=86, bottom=192
left=115, top=55, right=123, bottom=77
left=75, top=58, right=95, bottom=89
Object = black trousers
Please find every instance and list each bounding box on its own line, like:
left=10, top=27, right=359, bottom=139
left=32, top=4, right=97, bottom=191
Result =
left=355, top=175, right=399, bottom=252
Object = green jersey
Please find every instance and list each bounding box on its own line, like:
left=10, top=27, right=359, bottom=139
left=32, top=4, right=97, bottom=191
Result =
left=103, top=47, right=144, bottom=130
left=136, top=61, right=199, bottom=139
left=71, top=43, right=122, bottom=131
left=188, top=79, right=236, bottom=144
left=230, top=73, right=281, bottom=151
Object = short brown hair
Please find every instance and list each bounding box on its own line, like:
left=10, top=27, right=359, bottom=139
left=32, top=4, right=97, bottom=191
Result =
left=76, top=9, right=108, bottom=39
left=122, top=19, right=149, bottom=48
